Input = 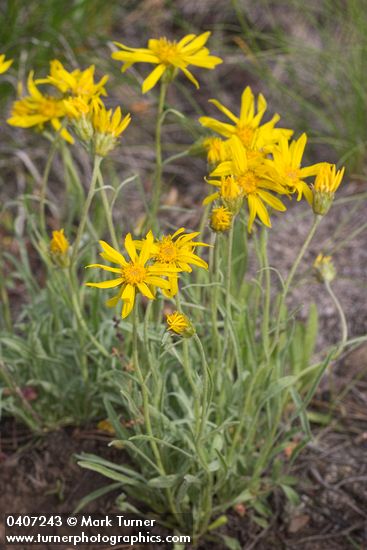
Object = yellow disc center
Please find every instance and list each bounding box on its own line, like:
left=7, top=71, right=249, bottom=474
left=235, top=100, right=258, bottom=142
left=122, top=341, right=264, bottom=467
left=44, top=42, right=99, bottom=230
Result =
left=221, top=176, right=241, bottom=200
left=286, top=168, right=299, bottom=182
left=236, top=125, right=255, bottom=148
left=123, top=263, right=147, bottom=285
left=155, top=38, right=178, bottom=64
left=157, top=241, right=177, bottom=262
left=42, top=99, right=59, bottom=118
left=238, top=171, right=258, bottom=194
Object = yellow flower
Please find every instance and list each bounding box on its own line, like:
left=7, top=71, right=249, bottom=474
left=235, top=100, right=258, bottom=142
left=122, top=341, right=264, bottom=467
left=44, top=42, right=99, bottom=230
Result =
left=210, top=206, right=233, bottom=232
left=199, top=86, right=292, bottom=152
left=0, top=53, right=13, bottom=74
left=38, top=60, right=108, bottom=101
left=86, top=232, right=176, bottom=318
left=63, top=96, right=94, bottom=143
left=152, top=229, right=209, bottom=271
left=63, top=96, right=91, bottom=119
left=312, top=163, right=345, bottom=215
left=204, top=175, right=243, bottom=213
left=50, top=228, right=69, bottom=254
left=313, top=253, right=336, bottom=283
left=203, top=137, right=229, bottom=165
left=266, top=133, right=322, bottom=204
left=138, top=228, right=209, bottom=297
left=7, top=72, right=74, bottom=143
left=207, top=136, right=287, bottom=231
left=50, top=229, right=69, bottom=267
left=92, top=104, right=131, bottom=137
left=166, top=311, right=195, bottom=338
left=92, top=104, right=131, bottom=156
left=112, top=32, right=222, bottom=94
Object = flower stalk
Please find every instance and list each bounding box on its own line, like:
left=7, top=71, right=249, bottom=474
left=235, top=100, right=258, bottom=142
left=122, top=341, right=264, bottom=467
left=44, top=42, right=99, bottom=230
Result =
left=97, top=165, right=120, bottom=250
left=149, top=80, right=168, bottom=229
left=272, top=214, right=322, bottom=352
left=71, top=155, right=102, bottom=264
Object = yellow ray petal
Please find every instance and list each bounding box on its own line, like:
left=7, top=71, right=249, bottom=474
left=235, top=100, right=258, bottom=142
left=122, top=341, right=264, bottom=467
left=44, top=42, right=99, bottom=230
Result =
left=99, top=240, right=127, bottom=265
left=199, top=116, right=235, bottom=138
left=137, top=282, right=155, bottom=300
left=142, top=64, right=166, bottom=94
left=181, top=67, right=199, bottom=89
left=209, top=99, right=238, bottom=124
left=180, top=31, right=211, bottom=53
left=124, top=233, right=137, bottom=262
left=86, top=278, right=123, bottom=289
left=257, top=190, right=286, bottom=212
left=229, top=136, right=247, bottom=174
left=85, top=264, right=122, bottom=274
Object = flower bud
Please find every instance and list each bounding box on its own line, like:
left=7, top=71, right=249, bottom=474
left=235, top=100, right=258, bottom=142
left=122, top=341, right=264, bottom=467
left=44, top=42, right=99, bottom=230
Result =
left=49, top=229, right=70, bottom=267
left=220, top=176, right=243, bottom=214
left=313, top=253, right=336, bottom=283
left=312, top=163, right=345, bottom=216
left=203, top=136, right=228, bottom=166
left=209, top=206, right=233, bottom=232
left=166, top=311, right=195, bottom=338
left=92, top=105, right=131, bottom=157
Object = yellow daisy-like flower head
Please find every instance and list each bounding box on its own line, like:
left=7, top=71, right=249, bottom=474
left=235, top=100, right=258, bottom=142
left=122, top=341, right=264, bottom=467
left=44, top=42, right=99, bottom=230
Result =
left=7, top=72, right=74, bottom=143
left=92, top=104, right=131, bottom=156
left=312, top=163, right=345, bottom=216
left=149, top=228, right=209, bottom=297
left=204, top=175, right=243, bottom=213
left=39, top=60, right=108, bottom=101
left=266, top=133, right=322, bottom=204
left=152, top=229, right=209, bottom=271
left=0, top=53, right=13, bottom=75
left=199, top=86, right=292, bottom=153
left=63, top=96, right=91, bottom=119
left=166, top=311, right=195, bottom=338
left=208, top=136, right=287, bottom=231
left=313, top=253, right=336, bottom=283
left=63, top=96, right=94, bottom=143
left=50, top=229, right=70, bottom=267
left=112, top=32, right=222, bottom=94
left=203, top=136, right=229, bottom=166
left=86, top=231, right=176, bottom=318
left=210, top=206, right=233, bottom=232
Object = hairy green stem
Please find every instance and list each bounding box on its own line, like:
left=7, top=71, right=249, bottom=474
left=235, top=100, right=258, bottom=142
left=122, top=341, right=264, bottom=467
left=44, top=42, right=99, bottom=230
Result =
left=193, top=332, right=213, bottom=535
left=175, top=295, right=198, bottom=403
left=325, top=280, right=348, bottom=356
left=0, top=258, right=12, bottom=331
left=209, top=233, right=220, bottom=365
left=163, top=150, right=189, bottom=166
left=194, top=333, right=210, bottom=443
left=97, top=166, right=119, bottom=250
left=260, top=229, right=271, bottom=360
left=132, top=305, right=180, bottom=522
left=198, top=204, right=210, bottom=239
left=272, top=214, right=322, bottom=352
left=330, top=221, right=367, bottom=255
left=149, top=80, right=168, bottom=229
left=70, top=290, right=110, bottom=359
left=39, top=137, right=60, bottom=236
left=71, top=155, right=102, bottom=265
left=220, top=223, right=234, bottom=367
